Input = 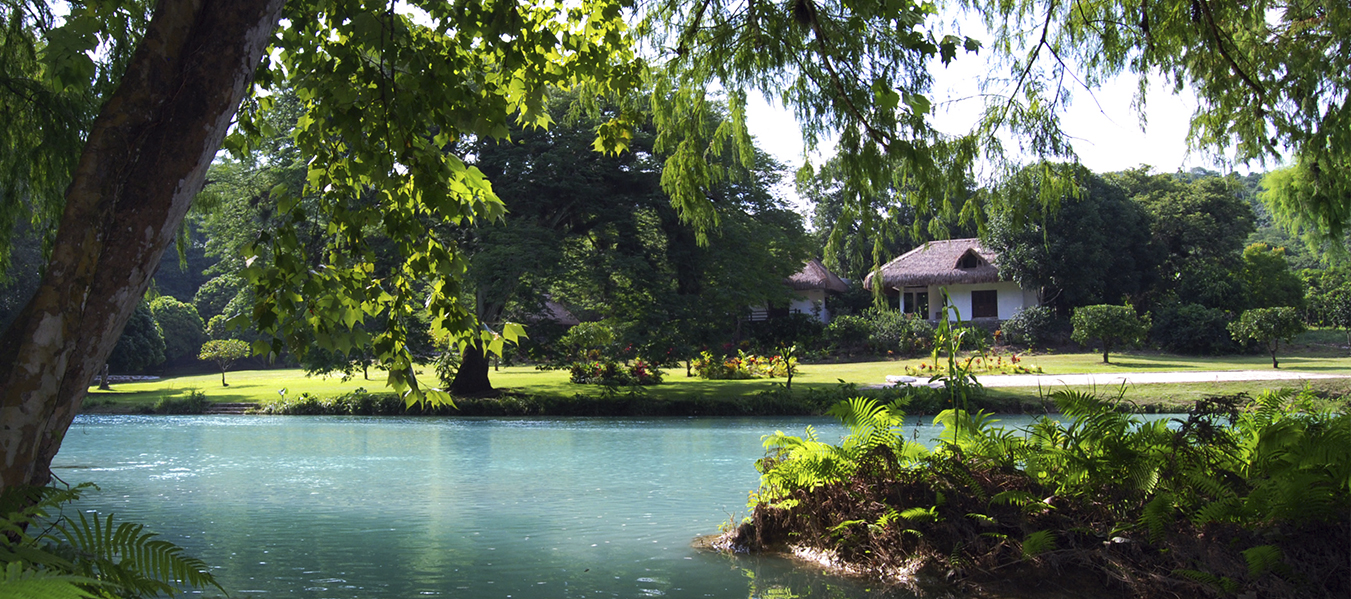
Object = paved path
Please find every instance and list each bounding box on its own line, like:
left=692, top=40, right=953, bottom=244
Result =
left=877, top=370, right=1350, bottom=389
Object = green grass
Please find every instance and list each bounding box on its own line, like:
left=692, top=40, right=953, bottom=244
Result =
left=85, top=347, right=1351, bottom=414
left=86, top=369, right=391, bottom=408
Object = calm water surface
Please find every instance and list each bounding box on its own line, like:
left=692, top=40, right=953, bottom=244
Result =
left=53, top=414, right=1044, bottom=598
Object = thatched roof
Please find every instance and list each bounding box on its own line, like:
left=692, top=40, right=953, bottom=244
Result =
left=863, top=239, right=1002, bottom=290
left=787, top=258, right=848, bottom=292
left=542, top=300, right=581, bottom=326
left=523, top=299, right=581, bottom=326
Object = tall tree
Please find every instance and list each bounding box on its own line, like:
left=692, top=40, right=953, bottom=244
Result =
left=0, top=0, right=285, bottom=493
left=985, top=164, right=1161, bottom=312
left=977, top=0, right=1351, bottom=246
left=1113, top=170, right=1257, bottom=312
left=0, top=0, right=640, bottom=495
left=449, top=98, right=810, bottom=393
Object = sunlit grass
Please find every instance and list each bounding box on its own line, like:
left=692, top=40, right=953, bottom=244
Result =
left=85, top=347, right=1351, bottom=412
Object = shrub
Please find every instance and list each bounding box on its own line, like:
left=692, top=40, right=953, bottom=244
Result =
left=107, top=303, right=166, bottom=373
left=867, top=308, right=934, bottom=355
left=1071, top=304, right=1150, bottom=363
left=558, top=321, right=616, bottom=360
left=149, top=296, right=206, bottom=362
left=569, top=359, right=664, bottom=386
left=825, top=309, right=932, bottom=356
left=744, top=313, right=824, bottom=352
left=951, top=324, right=991, bottom=351
left=824, top=314, right=871, bottom=354
left=154, top=390, right=209, bottom=414
left=999, top=306, right=1057, bottom=347
left=1229, top=307, right=1307, bottom=368
left=1150, top=301, right=1241, bottom=355
left=692, top=350, right=794, bottom=380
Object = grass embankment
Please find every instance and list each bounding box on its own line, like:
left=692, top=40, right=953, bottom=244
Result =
left=85, top=344, right=1351, bottom=415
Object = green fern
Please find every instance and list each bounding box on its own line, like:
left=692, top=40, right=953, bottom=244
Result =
left=52, top=511, right=223, bottom=597
left=1139, top=493, right=1175, bottom=543
left=897, top=506, right=938, bottom=523
left=1241, top=544, right=1286, bottom=578
left=1174, top=568, right=1239, bottom=594
left=0, top=563, right=101, bottom=599
left=1, top=484, right=223, bottom=598
left=1020, top=530, right=1056, bottom=559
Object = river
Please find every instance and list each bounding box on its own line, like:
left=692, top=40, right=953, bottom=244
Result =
left=54, top=413, right=1052, bottom=598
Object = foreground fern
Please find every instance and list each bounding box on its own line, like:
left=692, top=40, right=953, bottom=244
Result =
left=730, top=389, right=1350, bottom=598
left=0, top=483, right=223, bottom=598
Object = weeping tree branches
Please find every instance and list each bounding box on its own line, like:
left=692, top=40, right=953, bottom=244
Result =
left=977, top=0, right=1351, bottom=250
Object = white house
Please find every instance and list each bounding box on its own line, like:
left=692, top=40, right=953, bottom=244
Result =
left=862, top=239, right=1037, bottom=322
left=748, top=258, right=849, bottom=324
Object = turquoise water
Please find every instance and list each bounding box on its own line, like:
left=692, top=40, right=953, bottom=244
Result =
left=60, top=415, right=970, bottom=598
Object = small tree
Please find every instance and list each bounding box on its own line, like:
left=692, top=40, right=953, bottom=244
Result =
left=1323, top=286, right=1351, bottom=356
left=1229, top=307, right=1307, bottom=368
left=1070, top=304, right=1150, bottom=364
left=198, top=339, right=251, bottom=386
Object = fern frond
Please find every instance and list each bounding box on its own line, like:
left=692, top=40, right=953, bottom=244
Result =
left=1139, top=493, right=1174, bottom=543
left=1173, top=569, right=1239, bottom=594
left=48, top=511, right=223, bottom=596
left=1020, top=530, right=1056, bottom=559
left=898, top=506, right=938, bottom=523
left=1242, top=544, right=1285, bottom=578
left=0, top=562, right=100, bottom=599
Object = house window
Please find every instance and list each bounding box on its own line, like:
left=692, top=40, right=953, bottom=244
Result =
left=971, top=290, right=998, bottom=318
left=903, top=291, right=930, bottom=316
left=957, top=252, right=980, bottom=269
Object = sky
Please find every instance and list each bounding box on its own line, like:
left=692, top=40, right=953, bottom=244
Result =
left=739, top=18, right=1279, bottom=218
left=743, top=75, right=1249, bottom=180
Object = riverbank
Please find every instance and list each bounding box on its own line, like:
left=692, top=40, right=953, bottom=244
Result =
left=715, top=390, right=1351, bottom=598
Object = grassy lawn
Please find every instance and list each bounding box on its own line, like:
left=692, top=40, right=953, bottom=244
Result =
left=86, top=345, right=1351, bottom=413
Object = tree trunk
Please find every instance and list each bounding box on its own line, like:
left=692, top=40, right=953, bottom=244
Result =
left=0, top=0, right=285, bottom=496
left=98, top=364, right=110, bottom=390
left=1270, top=342, right=1279, bottom=369
left=449, top=341, right=494, bottom=396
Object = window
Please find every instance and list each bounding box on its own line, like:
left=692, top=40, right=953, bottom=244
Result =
left=957, top=252, right=980, bottom=269
left=971, top=290, right=998, bottom=318
left=903, top=291, right=930, bottom=316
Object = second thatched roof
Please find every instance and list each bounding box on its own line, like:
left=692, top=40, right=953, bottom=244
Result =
left=787, top=258, right=849, bottom=292
left=863, top=239, right=1002, bottom=290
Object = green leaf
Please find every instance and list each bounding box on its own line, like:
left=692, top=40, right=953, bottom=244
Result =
left=502, top=322, right=528, bottom=343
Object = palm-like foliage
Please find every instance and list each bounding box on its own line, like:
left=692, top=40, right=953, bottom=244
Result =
left=757, top=397, right=928, bottom=504
left=0, top=483, right=222, bottom=599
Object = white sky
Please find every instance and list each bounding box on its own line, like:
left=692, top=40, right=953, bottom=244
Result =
left=744, top=75, right=1247, bottom=180
left=741, top=12, right=1281, bottom=219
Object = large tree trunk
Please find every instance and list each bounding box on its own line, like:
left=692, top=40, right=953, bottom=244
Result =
left=0, top=0, right=285, bottom=495
left=449, top=341, right=494, bottom=396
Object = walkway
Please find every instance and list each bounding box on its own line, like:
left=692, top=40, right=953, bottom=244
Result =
left=878, top=370, right=1350, bottom=389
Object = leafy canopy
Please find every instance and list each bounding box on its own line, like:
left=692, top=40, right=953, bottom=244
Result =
left=1229, top=307, right=1306, bottom=369
left=1070, top=304, right=1149, bottom=363
left=221, top=0, right=644, bottom=404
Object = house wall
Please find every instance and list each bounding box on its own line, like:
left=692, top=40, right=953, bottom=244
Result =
left=749, top=289, right=833, bottom=323
left=928, top=281, right=1033, bottom=321
left=789, top=289, right=830, bottom=323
